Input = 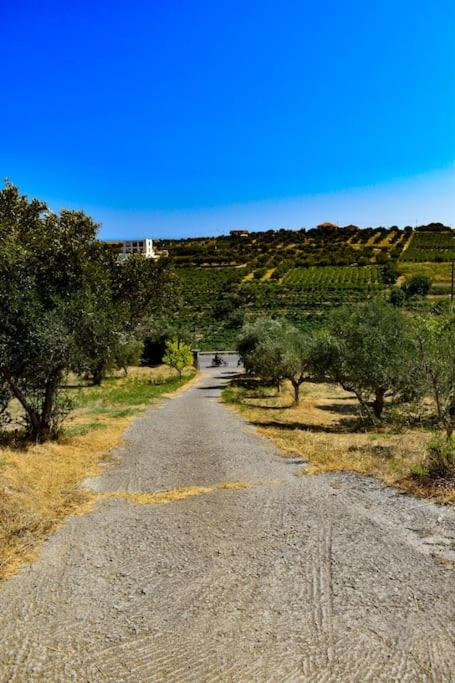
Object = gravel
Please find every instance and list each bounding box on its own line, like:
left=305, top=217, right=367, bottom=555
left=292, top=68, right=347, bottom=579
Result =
left=0, top=369, right=454, bottom=682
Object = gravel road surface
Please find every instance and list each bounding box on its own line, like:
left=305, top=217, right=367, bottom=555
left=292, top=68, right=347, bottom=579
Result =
left=0, top=369, right=454, bottom=682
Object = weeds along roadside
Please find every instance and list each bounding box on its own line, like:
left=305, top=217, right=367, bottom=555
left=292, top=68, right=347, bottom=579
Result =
left=222, top=380, right=455, bottom=505
left=0, top=366, right=196, bottom=582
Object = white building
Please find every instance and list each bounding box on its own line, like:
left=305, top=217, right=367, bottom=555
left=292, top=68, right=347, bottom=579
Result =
left=119, top=239, right=156, bottom=258
left=104, top=239, right=168, bottom=260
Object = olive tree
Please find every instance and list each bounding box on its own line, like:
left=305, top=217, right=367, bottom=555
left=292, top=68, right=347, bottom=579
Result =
left=0, top=182, right=175, bottom=440
left=72, top=255, right=176, bottom=385
left=237, top=318, right=319, bottom=403
left=321, top=300, right=412, bottom=421
left=237, top=319, right=291, bottom=390
left=411, top=314, right=455, bottom=438
left=281, top=327, right=322, bottom=404
left=0, top=184, right=99, bottom=439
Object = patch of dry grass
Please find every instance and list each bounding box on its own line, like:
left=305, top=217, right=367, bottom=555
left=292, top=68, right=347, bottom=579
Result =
left=99, top=481, right=253, bottom=506
left=224, top=381, right=454, bottom=504
left=0, top=366, right=196, bottom=581
left=260, top=268, right=276, bottom=282
left=0, top=420, right=126, bottom=579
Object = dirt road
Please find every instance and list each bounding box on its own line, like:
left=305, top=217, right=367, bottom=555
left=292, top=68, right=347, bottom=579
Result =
left=0, top=369, right=454, bottom=682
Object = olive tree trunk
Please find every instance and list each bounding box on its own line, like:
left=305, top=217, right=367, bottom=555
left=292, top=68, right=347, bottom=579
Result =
left=0, top=366, right=63, bottom=442
left=372, top=387, right=386, bottom=419
left=290, top=377, right=303, bottom=405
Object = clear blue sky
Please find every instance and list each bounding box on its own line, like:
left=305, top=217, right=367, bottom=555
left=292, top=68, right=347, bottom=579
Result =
left=1, top=0, right=454, bottom=237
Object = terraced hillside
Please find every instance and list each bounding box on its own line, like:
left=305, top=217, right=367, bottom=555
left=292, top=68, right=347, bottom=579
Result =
left=160, top=223, right=454, bottom=349
left=158, top=224, right=412, bottom=269
left=400, top=228, right=455, bottom=262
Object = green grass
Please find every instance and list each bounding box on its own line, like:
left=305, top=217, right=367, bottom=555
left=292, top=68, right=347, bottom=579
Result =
left=222, top=382, right=278, bottom=405
left=222, top=385, right=247, bottom=404
left=62, top=421, right=108, bottom=437
left=57, top=371, right=197, bottom=438
left=71, top=373, right=193, bottom=410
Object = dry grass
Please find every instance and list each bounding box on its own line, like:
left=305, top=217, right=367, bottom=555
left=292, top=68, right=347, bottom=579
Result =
left=378, top=232, right=395, bottom=248
left=260, top=268, right=276, bottom=282
left=99, top=481, right=253, bottom=506
left=224, top=381, right=455, bottom=504
left=399, top=231, right=414, bottom=255
left=366, top=230, right=381, bottom=247
left=0, top=365, right=195, bottom=581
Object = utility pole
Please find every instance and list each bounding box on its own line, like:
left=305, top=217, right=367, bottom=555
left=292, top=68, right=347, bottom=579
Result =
left=451, top=260, right=454, bottom=304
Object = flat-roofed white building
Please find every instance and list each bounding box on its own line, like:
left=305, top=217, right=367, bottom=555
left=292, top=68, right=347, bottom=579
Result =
left=104, top=239, right=168, bottom=260
left=120, top=238, right=156, bottom=258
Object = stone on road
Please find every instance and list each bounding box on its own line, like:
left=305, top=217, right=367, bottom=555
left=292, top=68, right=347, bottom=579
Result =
left=0, top=370, right=454, bottom=682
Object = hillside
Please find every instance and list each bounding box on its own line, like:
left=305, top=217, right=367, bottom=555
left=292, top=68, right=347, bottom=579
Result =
left=156, top=224, right=454, bottom=349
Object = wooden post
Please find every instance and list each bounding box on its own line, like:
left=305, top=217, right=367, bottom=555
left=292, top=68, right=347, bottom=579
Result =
left=451, top=261, right=454, bottom=303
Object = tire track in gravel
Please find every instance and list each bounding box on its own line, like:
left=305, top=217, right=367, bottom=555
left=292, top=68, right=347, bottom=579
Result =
left=0, top=368, right=454, bottom=682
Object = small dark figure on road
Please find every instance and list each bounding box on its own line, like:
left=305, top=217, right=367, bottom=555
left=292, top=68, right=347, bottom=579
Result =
left=212, top=353, right=225, bottom=367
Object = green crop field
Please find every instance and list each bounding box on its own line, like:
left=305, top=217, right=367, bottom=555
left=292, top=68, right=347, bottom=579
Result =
left=177, top=266, right=244, bottom=292
left=401, top=230, right=455, bottom=262
left=283, top=265, right=382, bottom=289
left=175, top=267, right=246, bottom=350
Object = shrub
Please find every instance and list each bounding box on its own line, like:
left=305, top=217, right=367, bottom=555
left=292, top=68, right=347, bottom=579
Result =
left=426, top=434, right=455, bottom=478
left=163, top=339, right=193, bottom=379
left=381, top=261, right=399, bottom=284
left=404, top=274, right=432, bottom=298
left=390, top=286, right=406, bottom=307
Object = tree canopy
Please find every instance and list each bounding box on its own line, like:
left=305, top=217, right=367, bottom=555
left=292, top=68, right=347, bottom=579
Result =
left=0, top=182, right=176, bottom=440
left=323, top=300, right=413, bottom=420
left=163, top=339, right=193, bottom=379
left=237, top=318, right=320, bottom=403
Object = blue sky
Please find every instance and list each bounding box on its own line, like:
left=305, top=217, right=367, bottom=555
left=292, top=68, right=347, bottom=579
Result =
left=1, top=0, right=454, bottom=237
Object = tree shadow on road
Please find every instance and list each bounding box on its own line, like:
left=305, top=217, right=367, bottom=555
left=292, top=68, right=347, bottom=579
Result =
left=197, top=384, right=227, bottom=391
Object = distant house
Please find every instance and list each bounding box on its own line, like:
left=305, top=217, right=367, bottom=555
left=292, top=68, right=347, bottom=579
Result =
left=103, top=239, right=168, bottom=260
left=230, top=229, right=249, bottom=238
left=317, top=222, right=339, bottom=229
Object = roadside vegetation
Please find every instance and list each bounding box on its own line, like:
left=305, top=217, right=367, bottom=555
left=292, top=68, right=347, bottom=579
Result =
left=0, top=181, right=196, bottom=579
left=0, top=366, right=195, bottom=580
left=223, top=380, right=451, bottom=501
left=225, top=300, right=455, bottom=502
left=0, top=182, right=180, bottom=442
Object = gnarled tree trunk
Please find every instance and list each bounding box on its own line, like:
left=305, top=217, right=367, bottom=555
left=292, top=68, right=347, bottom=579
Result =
left=372, top=387, right=386, bottom=419
left=0, top=366, right=63, bottom=442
